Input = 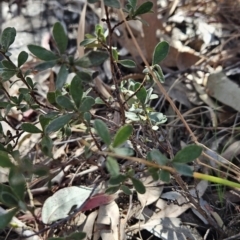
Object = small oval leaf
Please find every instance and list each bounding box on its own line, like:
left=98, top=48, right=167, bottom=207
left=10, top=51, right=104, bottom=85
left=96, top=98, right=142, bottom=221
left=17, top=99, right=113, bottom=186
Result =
left=21, top=123, right=42, bottom=133
left=133, top=1, right=153, bottom=17
left=0, top=151, right=14, bottom=168
left=172, top=145, right=202, bottom=163
left=159, top=170, right=170, bottom=182
left=79, top=96, right=95, bottom=112
left=0, top=27, right=16, bottom=52
left=131, top=177, right=145, bottom=194
left=172, top=163, right=193, bottom=176
left=53, top=22, right=68, bottom=54
left=18, top=51, right=28, bottom=67
left=104, top=0, right=120, bottom=9
left=56, top=65, right=68, bottom=90
left=75, top=51, right=109, bottom=68
left=147, top=149, right=169, bottom=166
left=112, top=124, right=133, bottom=148
left=45, top=114, right=73, bottom=134
left=93, top=119, right=111, bottom=146
left=117, top=59, right=136, bottom=68
left=152, top=41, right=169, bottom=65
left=120, top=185, right=132, bottom=195
left=70, top=75, right=83, bottom=108
left=28, top=44, right=59, bottom=61
left=56, top=96, right=75, bottom=111
left=106, top=157, right=119, bottom=177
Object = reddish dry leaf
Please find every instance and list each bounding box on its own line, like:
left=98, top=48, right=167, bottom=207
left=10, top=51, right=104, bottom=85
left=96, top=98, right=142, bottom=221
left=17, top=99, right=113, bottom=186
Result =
left=81, top=193, right=117, bottom=212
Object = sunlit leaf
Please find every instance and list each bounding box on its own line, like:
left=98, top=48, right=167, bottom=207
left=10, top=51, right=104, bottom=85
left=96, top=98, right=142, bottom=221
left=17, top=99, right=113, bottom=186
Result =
left=112, top=124, right=133, bottom=148
left=117, top=59, right=136, bottom=68
left=106, top=157, right=119, bottom=177
left=152, top=41, right=169, bottom=65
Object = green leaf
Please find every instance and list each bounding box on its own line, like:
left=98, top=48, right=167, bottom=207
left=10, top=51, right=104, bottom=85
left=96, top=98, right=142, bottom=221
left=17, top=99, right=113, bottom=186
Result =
left=148, top=149, right=169, bottom=165
left=0, top=208, right=18, bottom=229
left=103, top=0, right=121, bottom=9
left=76, top=71, right=93, bottom=82
left=80, top=38, right=97, bottom=47
left=53, top=22, right=68, bottom=54
left=79, top=96, right=95, bottom=112
left=131, top=177, right=145, bottom=194
left=117, top=59, right=136, bottom=68
left=41, top=135, right=53, bottom=157
left=18, top=51, right=28, bottom=67
left=112, top=124, right=133, bottom=148
left=112, top=49, right=118, bottom=61
left=148, top=167, right=159, bottom=181
left=159, top=170, right=170, bottom=182
left=47, top=92, right=57, bottom=105
left=172, top=145, right=202, bottom=163
left=75, top=51, right=109, bottom=68
left=21, top=123, right=42, bottom=133
left=133, top=83, right=147, bottom=105
left=113, top=147, right=134, bottom=156
left=19, top=88, right=30, bottom=94
left=28, top=44, right=59, bottom=61
left=56, top=96, right=75, bottom=111
left=66, top=232, right=86, bottom=240
left=172, top=163, right=193, bottom=176
left=56, top=65, right=68, bottom=90
left=105, top=186, right=119, bottom=194
left=0, top=69, right=17, bottom=81
left=128, top=0, right=137, bottom=9
left=0, top=150, right=14, bottom=168
left=39, top=115, right=52, bottom=130
left=1, top=192, right=19, bottom=207
left=70, top=75, right=83, bottom=108
left=109, top=174, right=127, bottom=185
left=9, top=167, right=26, bottom=200
left=45, top=114, right=73, bottom=133
left=106, top=157, right=119, bottom=177
left=133, top=1, right=153, bottom=17
left=34, top=60, right=56, bottom=71
left=120, top=185, right=132, bottom=195
left=33, top=166, right=49, bottom=176
left=84, top=112, right=91, bottom=125
left=152, top=41, right=169, bottom=65
left=93, top=119, right=111, bottom=146
left=0, top=27, right=16, bottom=52
left=104, top=0, right=120, bottom=8
left=1, top=60, right=16, bottom=69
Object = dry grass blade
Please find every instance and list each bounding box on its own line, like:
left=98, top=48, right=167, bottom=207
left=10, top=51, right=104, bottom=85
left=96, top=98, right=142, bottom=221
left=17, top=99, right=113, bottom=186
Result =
left=76, top=1, right=87, bottom=58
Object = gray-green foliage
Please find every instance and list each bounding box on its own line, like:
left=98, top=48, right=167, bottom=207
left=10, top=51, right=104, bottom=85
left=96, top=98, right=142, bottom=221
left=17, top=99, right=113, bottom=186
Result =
left=0, top=0, right=202, bottom=233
